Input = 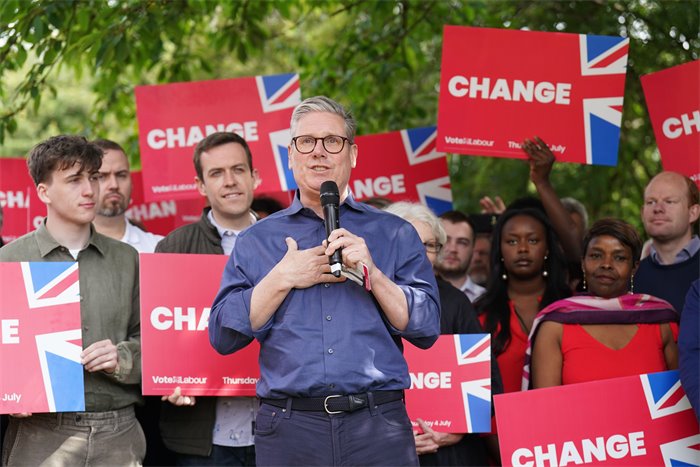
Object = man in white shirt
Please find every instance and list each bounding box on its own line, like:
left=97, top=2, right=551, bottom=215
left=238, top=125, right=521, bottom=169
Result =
left=90, top=138, right=169, bottom=465
left=92, top=139, right=163, bottom=253
left=436, top=210, right=486, bottom=302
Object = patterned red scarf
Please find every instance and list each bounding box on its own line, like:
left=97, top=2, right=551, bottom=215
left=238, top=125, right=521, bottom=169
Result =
left=521, top=293, right=678, bottom=390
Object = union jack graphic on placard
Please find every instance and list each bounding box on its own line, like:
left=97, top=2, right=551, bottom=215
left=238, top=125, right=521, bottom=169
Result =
left=455, top=333, right=490, bottom=365
left=643, top=371, right=699, bottom=466
left=401, top=126, right=444, bottom=165
left=1, top=262, right=84, bottom=414
left=21, top=262, right=80, bottom=308
left=583, top=95, right=624, bottom=166
left=404, top=334, right=492, bottom=433
left=136, top=74, right=301, bottom=201
left=256, top=73, right=301, bottom=113
left=351, top=127, right=452, bottom=213
left=661, top=434, right=700, bottom=467
left=438, top=26, right=629, bottom=167
left=576, top=34, right=628, bottom=166
left=495, top=369, right=700, bottom=467
left=269, top=128, right=296, bottom=191
left=416, top=176, right=453, bottom=216
left=455, top=334, right=492, bottom=433
left=580, top=35, right=629, bottom=76
left=641, top=370, right=692, bottom=420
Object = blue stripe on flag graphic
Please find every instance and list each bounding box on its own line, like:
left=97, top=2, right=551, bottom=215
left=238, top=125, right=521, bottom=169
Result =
left=276, top=144, right=297, bottom=190
left=458, top=334, right=484, bottom=353
left=590, top=114, right=619, bottom=166
left=262, top=73, right=296, bottom=100
left=647, top=370, right=680, bottom=404
left=47, top=352, right=85, bottom=412
left=426, top=197, right=452, bottom=216
left=466, top=393, right=491, bottom=432
left=28, top=262, right=75, bottom=292
left=586, top=35, right=626, bottom=62
left=407, top=127, right=435, bottom=153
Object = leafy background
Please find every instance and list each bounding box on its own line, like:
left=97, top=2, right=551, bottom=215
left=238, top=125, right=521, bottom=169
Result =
left=1, top=0, right=698, bottom=232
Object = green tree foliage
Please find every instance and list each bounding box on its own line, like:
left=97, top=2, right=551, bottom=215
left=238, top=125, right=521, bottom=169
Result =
left=0, top=0, right=697, bottom=229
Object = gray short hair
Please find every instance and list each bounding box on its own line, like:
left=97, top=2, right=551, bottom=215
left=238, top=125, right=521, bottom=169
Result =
left=561, top=197, right=589, bottom=229
left=383, top=201, right=446, bottom=245
left=290, top=96, right=356, bottom=142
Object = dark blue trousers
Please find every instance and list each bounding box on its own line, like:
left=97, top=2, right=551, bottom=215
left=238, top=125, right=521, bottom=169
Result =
left=255, top=398, right=418, bottom=466
left=175, top=444, right=255, bottom=466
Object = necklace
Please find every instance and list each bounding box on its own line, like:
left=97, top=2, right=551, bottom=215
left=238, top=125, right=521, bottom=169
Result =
left=512, top=306, right=532, bottom=334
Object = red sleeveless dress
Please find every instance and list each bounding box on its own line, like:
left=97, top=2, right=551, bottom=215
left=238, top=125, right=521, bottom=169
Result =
left=561, top=324, right=667, bottom=385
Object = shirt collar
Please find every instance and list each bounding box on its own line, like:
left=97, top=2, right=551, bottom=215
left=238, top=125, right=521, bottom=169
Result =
left=122, top=220, right=140, bottom=245
left=287, top=189, right=366, bottom=216
left=207, top=209, right=256, bottom=238
left=649, top=235, right=700, bottom=264
left=35, top=219, right=106, bottom=258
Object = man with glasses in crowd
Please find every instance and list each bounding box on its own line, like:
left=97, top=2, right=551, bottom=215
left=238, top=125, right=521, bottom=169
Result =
left=208, top=96, right=440, bottom=466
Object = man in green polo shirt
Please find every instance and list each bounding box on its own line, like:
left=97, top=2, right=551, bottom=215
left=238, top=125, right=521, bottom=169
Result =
left=0, top=135, right=144, bottom=465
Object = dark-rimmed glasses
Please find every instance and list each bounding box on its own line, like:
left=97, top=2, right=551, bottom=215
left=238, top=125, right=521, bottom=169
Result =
left=292, top=135, right=350, bottom=154
left=423, top=241, right=443, bottom=253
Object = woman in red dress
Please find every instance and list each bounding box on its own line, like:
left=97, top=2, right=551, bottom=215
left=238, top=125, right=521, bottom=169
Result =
left=476, top=207, right=571, bottom=394
left=528, top=218, right=678, bottom=389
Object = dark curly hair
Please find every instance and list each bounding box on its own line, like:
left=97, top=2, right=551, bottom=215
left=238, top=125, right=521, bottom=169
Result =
left=27, top=135, right=103, bottom=185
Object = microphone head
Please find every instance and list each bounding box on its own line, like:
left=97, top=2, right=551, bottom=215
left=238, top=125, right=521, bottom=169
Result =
left=320, top=180, right=340, bottom=206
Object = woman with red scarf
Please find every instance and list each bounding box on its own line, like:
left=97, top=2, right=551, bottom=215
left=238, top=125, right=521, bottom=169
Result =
left=526, top=218, right=678, bottom=389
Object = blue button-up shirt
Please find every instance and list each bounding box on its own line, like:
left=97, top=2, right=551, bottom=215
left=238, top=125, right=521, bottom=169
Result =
left=649, top=235, right=700, bottom=265
left=209, top=193, right=440, bottom=398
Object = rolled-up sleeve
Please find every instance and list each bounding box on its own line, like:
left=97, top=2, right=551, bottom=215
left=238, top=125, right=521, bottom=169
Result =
left=209, top=241, right=257, bottom=355
left=391, top=223, right=441, bottom=349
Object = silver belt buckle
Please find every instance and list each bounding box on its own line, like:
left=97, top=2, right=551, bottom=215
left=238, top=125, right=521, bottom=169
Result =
left=324, top=395, right=343, bottom=414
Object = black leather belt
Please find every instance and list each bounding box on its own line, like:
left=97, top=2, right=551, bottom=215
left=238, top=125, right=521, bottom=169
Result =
left=261, top=390, right=404, bottom=414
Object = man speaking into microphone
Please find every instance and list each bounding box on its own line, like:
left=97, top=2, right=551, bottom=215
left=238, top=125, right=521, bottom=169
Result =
left=208, top=96, right=440, bottom=466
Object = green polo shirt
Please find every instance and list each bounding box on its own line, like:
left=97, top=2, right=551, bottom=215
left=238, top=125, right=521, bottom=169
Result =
left=0, top=220, right=142, bottom=411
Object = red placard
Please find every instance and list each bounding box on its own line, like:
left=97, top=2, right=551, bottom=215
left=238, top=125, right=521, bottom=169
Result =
left=641, top=60, right=700, bottom=186
left=404, top=334, right=492, bottom=433
left=351, top=127, right=452, bottom=214
left=140, top=253, right=259, bottom=396
left=495, top=371, right=700, bottom=466
left=0, top=158, right=45, bottom=244
left=437, top=26, right=629, bottom=166
left=126, top=171, right=205, bottom=237
left=1, top=262, right=84, bottom=414
left=135, top=74, right=301, bottom=201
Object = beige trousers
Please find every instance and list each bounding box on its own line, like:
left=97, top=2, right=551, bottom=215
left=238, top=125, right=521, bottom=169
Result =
left=2, top=406, right=145, bottom=466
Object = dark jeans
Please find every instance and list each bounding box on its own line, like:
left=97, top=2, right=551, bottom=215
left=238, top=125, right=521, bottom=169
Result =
left=175, top=444, right=255, bottom=466
left=255, top=398, right=418, bottom=466
left=137, top=396, right=176, bottom=466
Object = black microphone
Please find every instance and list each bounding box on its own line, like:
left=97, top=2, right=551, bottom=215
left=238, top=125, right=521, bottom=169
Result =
left=320, top=180, right=342, bottom=277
